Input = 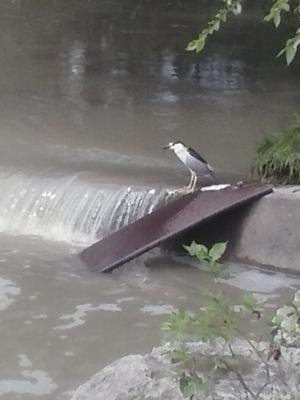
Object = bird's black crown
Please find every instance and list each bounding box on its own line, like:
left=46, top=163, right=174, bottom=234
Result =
left=172, top=141, right=186, bottom=147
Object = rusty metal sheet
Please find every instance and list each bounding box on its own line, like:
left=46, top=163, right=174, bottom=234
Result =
left=80, top=183, right=272, bottom=272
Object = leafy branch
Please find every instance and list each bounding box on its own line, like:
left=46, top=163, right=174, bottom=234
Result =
left=186, top=0, right=242, bottom=53
left=161, top=241, right=300, bottom=399
left=187, top=0, right=300, bottom=64
left=162, top=241, right=272, bottom=399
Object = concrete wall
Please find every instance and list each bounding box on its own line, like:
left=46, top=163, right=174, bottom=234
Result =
left=170, top=186, right=300, bottom=272
left=232, top=187, right=300, bottom=272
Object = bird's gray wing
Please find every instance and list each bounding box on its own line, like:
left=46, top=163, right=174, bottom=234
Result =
left=185, top=152, right=215, bottom=179
left=187, top=147, right=209, bottom=165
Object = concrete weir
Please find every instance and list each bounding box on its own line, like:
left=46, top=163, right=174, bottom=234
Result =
left=80, top=183, right=272, bottom=273
left=232, top=186, right=300, bottom=272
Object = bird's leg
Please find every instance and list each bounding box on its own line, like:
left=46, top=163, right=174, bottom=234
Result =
left=191, top=173, right=198, bottom=191
left=187, top=171, right=194, bottom=189
left=167, top=172, right=197, bottom=196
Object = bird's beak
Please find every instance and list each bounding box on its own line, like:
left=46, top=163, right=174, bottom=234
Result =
left=163, top=144, right=170, bottom=150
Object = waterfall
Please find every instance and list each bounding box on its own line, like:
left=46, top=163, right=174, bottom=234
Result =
left=0, top=170, right=167, bottom=245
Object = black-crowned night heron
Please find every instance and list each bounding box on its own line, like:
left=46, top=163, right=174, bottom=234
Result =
left=163, top=141, right=215, bottom=191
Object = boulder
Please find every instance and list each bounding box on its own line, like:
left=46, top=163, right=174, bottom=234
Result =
left=272, top=290, right=300, bottom=347
left=71, top=349, right=183, bottom=400
left=71, top=338, right=300, bottom=400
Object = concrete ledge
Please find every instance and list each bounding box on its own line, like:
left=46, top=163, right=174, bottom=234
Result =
left=233, top=187, right=300, bottom=272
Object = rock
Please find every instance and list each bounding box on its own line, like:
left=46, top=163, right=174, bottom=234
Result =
left=195, top=339, right=300, bottom=400
left=272, top=290, right=300, bottom=347
left=71, top=339, right=300, bottom=400
left=71, top=350, right=184, bottom=400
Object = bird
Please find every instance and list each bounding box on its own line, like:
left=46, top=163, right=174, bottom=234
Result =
left=163, top=141, right=215, bottom=191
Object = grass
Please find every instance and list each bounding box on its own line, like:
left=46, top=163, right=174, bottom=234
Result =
left=252, top=116, right=300, bottom=184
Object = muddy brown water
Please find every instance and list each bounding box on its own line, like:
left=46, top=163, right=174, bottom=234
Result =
left=0, top=1, right=299, bottom=398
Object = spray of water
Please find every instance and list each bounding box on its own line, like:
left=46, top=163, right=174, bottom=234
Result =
left=0, top=171, right=166, bottom=245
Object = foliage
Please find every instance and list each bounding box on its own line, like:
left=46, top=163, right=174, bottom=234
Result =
left=187, top=0, right=300, bottom=64
left=186, top=0, right=242, bottom=53
left=161, top=241, right=300, bottom=399
left=162, top=242, right=260, bottom=398
left=252, top=116, right=300, bottom=184
left=183, top=241, right=227, bottom=278
left=271, top=292, right=300, bottom=346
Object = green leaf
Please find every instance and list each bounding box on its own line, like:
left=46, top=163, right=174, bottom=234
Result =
left=161, top=308, right=193, bottom=334
left=274, top=12, right=281, bottom=27
left=264, top=0, right=290, bottom=27
left=183, top=242, right=208, bottom=259
left=263, top=13, right=273, bottom=22
left=186, top=39, right=198, bottom=52
left=219, top=10, right=227, bottom=22
left=283, top=2, right=290, bottom=12
left=208, top=242, right=227, bottom=262
left=233, top=2, right=242, bottom=15
left=277, top=47, right=287, bottom=57
left=213, top=20, right=220, bottom=32
left=196, top=39, right=205, bottom=53
left=286, top=45, right=296, bottom=65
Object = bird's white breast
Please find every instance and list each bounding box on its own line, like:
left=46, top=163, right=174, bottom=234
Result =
left=173, top=144, right=188, bottom=164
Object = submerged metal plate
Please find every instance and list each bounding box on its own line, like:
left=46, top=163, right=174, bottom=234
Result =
left=80, top=183, right=272, bottom=272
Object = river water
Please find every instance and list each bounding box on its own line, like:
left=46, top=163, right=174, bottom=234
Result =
left=0, top=1, right=300, bottom=398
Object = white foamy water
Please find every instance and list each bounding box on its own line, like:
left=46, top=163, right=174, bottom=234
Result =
left=54, top=303, right=122, bottom=330
left=0, top=170, right=166, bottom=245
left=0, top=277, right=20, bottom=310
left=0, top=354, right=57, bottom=396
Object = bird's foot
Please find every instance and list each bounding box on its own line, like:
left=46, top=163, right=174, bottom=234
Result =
left=167, top=186, right=194, bottom=196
